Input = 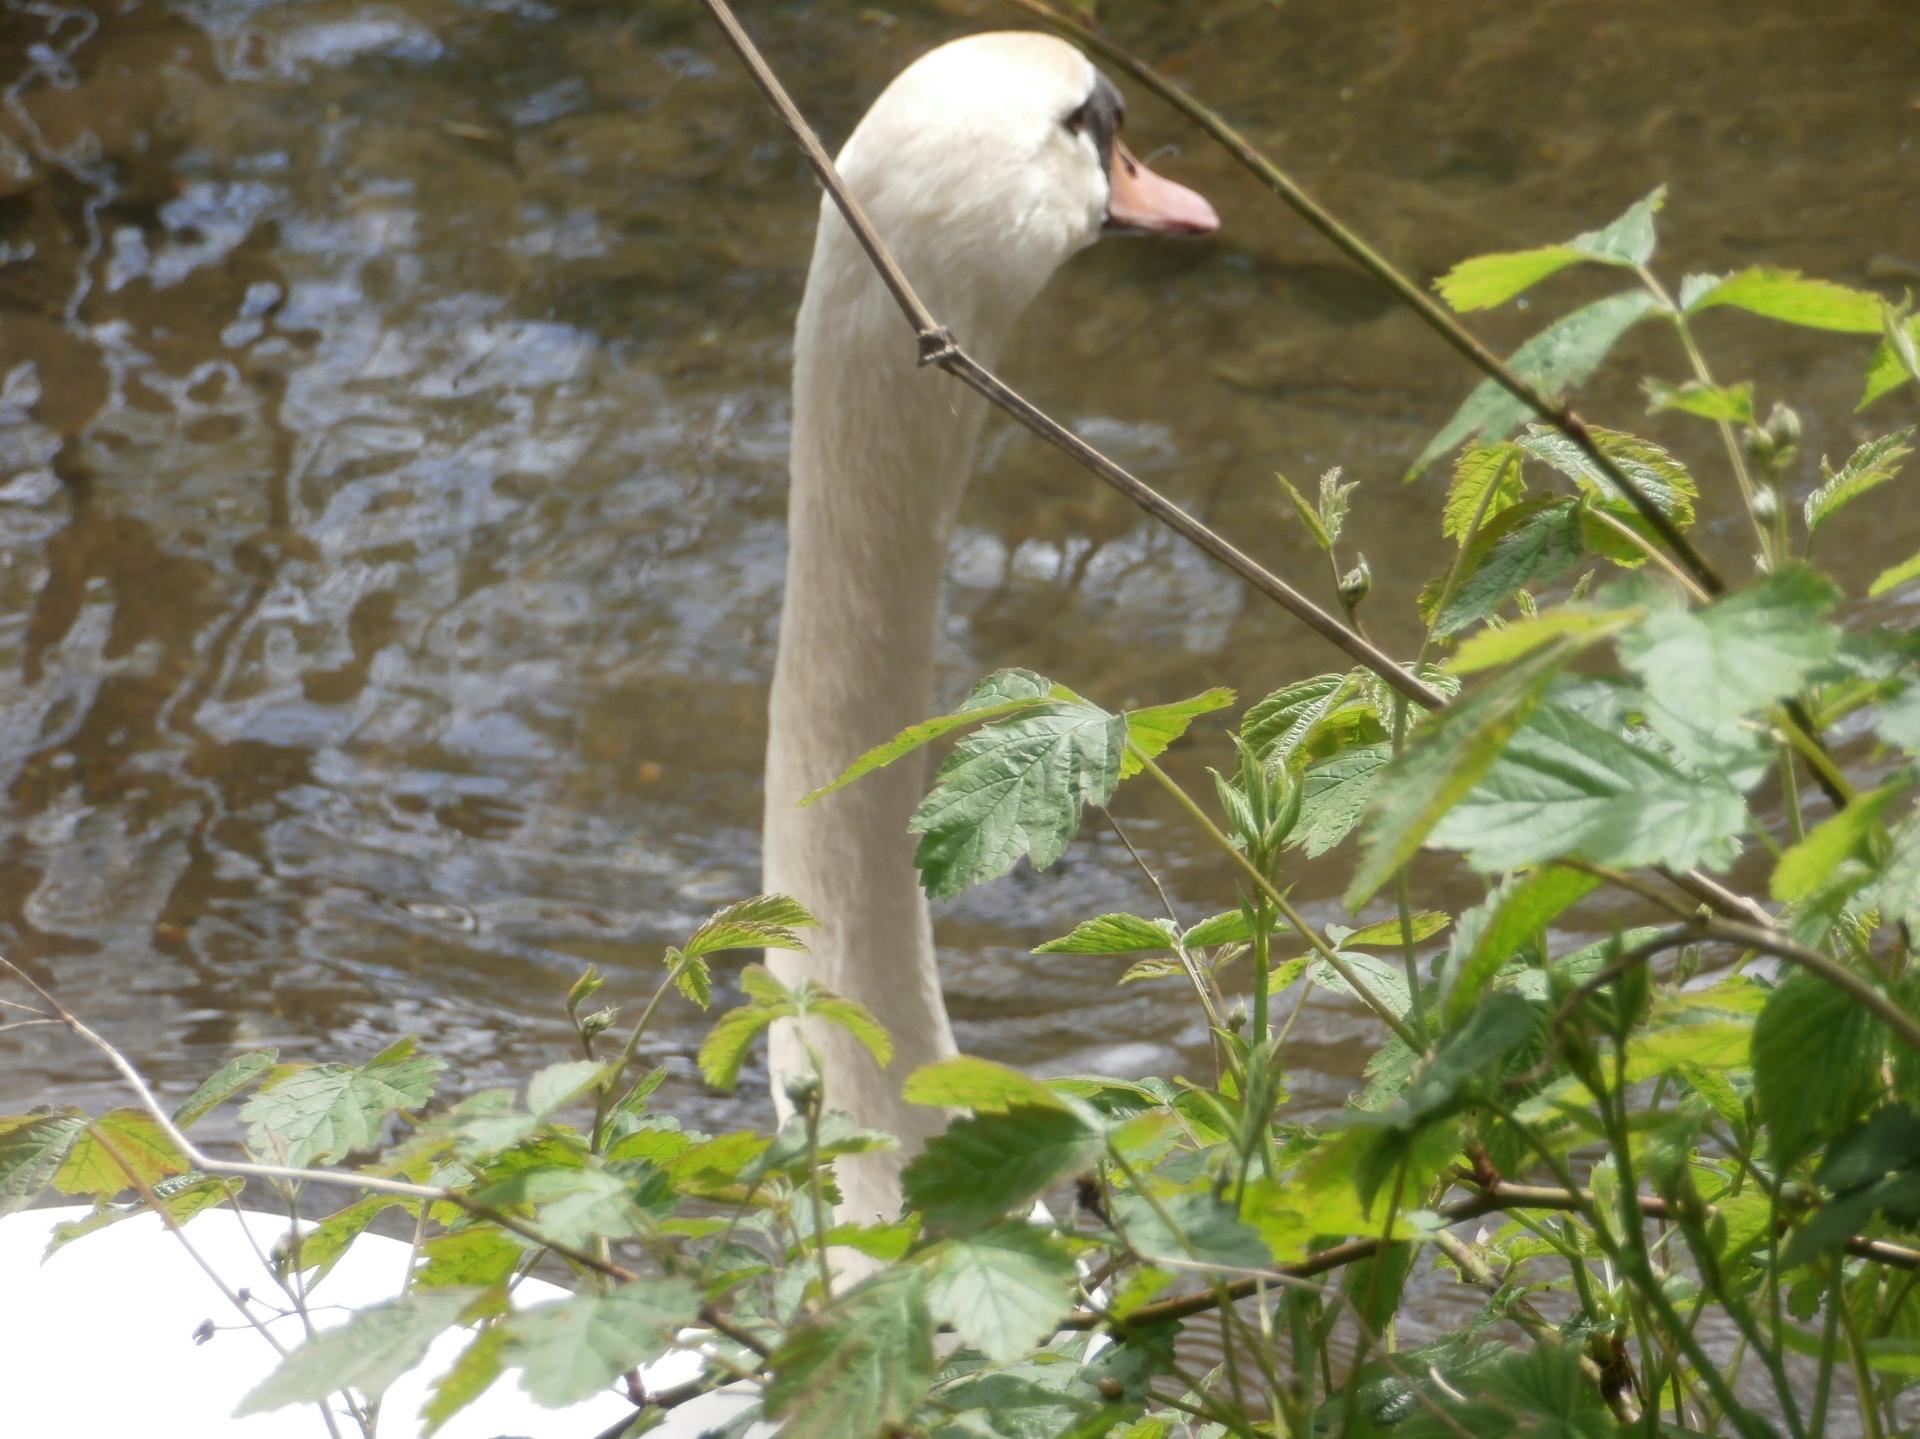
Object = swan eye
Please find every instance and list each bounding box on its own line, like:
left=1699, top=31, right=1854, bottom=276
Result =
left=1063, top=101, right=1089, bottom=136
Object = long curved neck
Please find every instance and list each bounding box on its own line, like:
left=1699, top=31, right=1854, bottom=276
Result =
left=762, top=214, right=1013, bottom=1223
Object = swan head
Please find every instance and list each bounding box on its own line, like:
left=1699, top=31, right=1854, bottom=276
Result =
left=827, top=31, right=1218, bottom=336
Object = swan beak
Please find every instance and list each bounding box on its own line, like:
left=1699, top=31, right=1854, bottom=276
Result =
left=1104, top=142, right=1219, bottom=236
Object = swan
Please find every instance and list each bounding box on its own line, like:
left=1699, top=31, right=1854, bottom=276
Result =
left=0, top=30, right=1214, bottom=1438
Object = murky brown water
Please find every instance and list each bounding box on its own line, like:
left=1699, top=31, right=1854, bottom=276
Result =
left=1, top=0, right=1915, bottom=1175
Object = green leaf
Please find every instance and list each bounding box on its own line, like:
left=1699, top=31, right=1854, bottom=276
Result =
left=1441, top=442, right=1526, bottom=543
left=172, top=1049, right=278, bottom=1128
left=1446, top=606, right=1641, bottom=676
left=44, top=1175, right=244, bottom=1255
left=927, top=1222, right=1076, bottom=1362
left=240, top=1037, right=444, bottom=1168
left=904, top=1104, right=1104, bottom=1234
left=903, top=1056, right=1065, bottom=1112
left=1408, top=291, right=1657, bottom=478
left=1339, top=912, right=1450, bottom=947
left=1688, top=266, right=1886, bottom=333
left=1033, top=913, right=1178, bottom=955
left=1318, top=466, right=1356, bottom=545
left=698, top=1000, right=792, bottom=1092
left=1567, top=185, right=1666, bottom=266
left=806, top=993, right=894, bottom=1071
left=802, top=669, right=1058, bottom=805
left=1866, top=815, right=1920, bottom=931
left=504, top=1279, right=699, bottom=1406
left=1429, top=701, right=1748, bottom=874
left=1120, top=688, right=1234, bottom=779
left=421, top=1327, right=507, bottom=1436
left=52, top=1109, right=189, bottom=1199
left=1291, top=742, right=1392, bottom=858
left=671, top=949, right=711, bottom=1010
left=413, top=1228, right=526, bottom=1289
left=1752, top=971, right=1884, bottom=1164
left=1435, top=245, right=1586, bottom=312
left=766, top=1270, right=935, bottom=1439
left=1442, top=868, right=1600, bottom=1026
left=1772, top=779, right=1914, bottom=902
left=1517, top=424, right=1698, bottom=534
left=282, top=1195, right=406, bottom=1281
left=1428, top=499, right=1586, bottom=638
left=683, top=893, right=819, bottom=959
left=1644, top=378, right=1756, bottom=424
left=0, top=1114, right=87, bottom=1215
left=1345, top=650, right=1563, bottom=908
left=526, top=1059, right=607, bottom=1116
left=1275, top=471, right=1332, bottom=551
left=910, top=702, right=1125, bottom=900
left=237, top=1291, right=473, bottom=1413
left=1619, top=566, right=1841, bottom=730
left=1870, top=549, right=1920, bottom=598
left=1113, top=1190, right=1272, bottom=1271
left=1805, top=427, right=1913, bottom=535
left=1861, top=315, right=1920, bottom=409
left=1241, top=673, right=1358, bottom=761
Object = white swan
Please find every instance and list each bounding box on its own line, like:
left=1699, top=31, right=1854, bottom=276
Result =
left=763, top=31, right=1215, bottom=1223
left=0, top=31, right=1214, bottom=1437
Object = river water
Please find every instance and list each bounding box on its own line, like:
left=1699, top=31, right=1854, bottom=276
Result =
left=1, top=0, right=1914, bottom=1218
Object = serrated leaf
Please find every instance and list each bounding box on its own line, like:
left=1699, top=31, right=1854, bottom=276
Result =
left=1181, top=908, right=1252, bottom=948
left=904, top=1104, right=1104, bottom=1233
left=527, top=1059, right=608, bottom=1117
left=1871, top=549, right=1920, bottom=598
left=802, top=669, right=1059, bottom=805
left=281, top=1195, right=406, bottom=1281
left=43, top=1175, right=245, bottom=1255
left=1862, top=316, right=1920, bottom=410
left=1619, top=565, right=1841, bottom=730
left=0, top=1114, right=87, bottom=1215
left=1408, top=291, right=1658, bottom=479
left=1318, top=466, right=1356, bottom=544
left=1033, top=913, right=1178, bottom=955
left=1345, top=651, right=1564, bottom=908
left=1518, top=423, right=1698, bottom=534
left=1118, top=959, right=1184, bottom=986
left=1688, top=266, right=1886, bottom=332
left=1113, top=1190, right=1272, bottom=1271
left=1429, top=701, right=1749, bottom=874
left=414, top=1227, right=526, bottom=1289
left=1643, top=377, right=1756, bottom=424
left=421, top=1326, right=507, bottom=1436
left=807, top=994, right=893, bottom=1071
left=698, top=1002, right=792, bottom=1092
left=1120, top=688, right=1234, bottom=779
left=1441, top=442, right=1526, bottom=543
left=1805, top=426, right=1913, bottom=535
left=1275, top=471, right=1332, bottom=551
left=505, top=1279, right=698, bottom=1405
left=910, top=702, right=1125, bottom=900
left=172, top=1050, right=278, bottom=1128
left=766, top=1270, right=934, bottom=1439
left=1753, top=972, right=1885, bottom=1164
left=927, top=1223, right=1076, bottom=1362
left=1772, top=779, right=1914, bottom=902
left=1291, top=742, right=1393, bottom=858
left=1447, top=605, right=1641, bottom=675
left=237, top=1290, right=472, bottom=1413
left=683, top=893, right=819, bottom=959
left=240, top=1038, right=444, bottom=1168
left=1338, top=912, right=1450, bottom=948
left=1442, top=868, right=1600, bottom=1026
left=1241, top=673, right=1359, bottom=761
left=672, top=950, right=712, bottom=1009
left=1428, top=498, right=1586, bottom=638
left=1436, top=245, right=1586, bottom=312
left=903, top=1057, right=1065, bottom=1112
left=1568, top=185, right=1666, bottom=265
left=52, top=1109, right=189, bottom=1198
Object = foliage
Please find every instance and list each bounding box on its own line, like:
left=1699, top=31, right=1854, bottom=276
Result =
left=8, top=136, right=1920, bottom=1439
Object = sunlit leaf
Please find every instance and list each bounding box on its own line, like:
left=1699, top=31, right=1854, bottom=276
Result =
left=1870, top=549, right=1920, bottom=598
left=1644, top=377, right=1755, bottom=424
left=1518, top=424, right=1698, bottom=541
left=1033, top=913, right=1177, bottom=955
left=1861, top=315, right=1920, bottom=410
left=1338, top=912, right=1450, bottom=948
left=1275, top=471, right=1332, bottom=551
left=1772, top=780, right=1914, bottom=902
left=421, top=1327, right=507, bottom=1436
left=1120, top=688, right=1235, bottom=779
left=1688, top=266, right=1886, bottom=332
left=1446, top=606, right=1641, bottom=676
left=237, top=1291, right=473, bottom=1413
left=1427, top=498, right=1585, bottom=638
left=52, top=1109, right=189, bottom=1199
left=927, top=1222, right=1076, bottom=1362
left=683, top=893, right=819, bottom=959
left=0, top=1114, right=87, bottom=1216
left=240, top=1037, right=443, bottom=1168
left=1436, top=245, right=1586, bottom=312
left=1241, top=673, right=1359, bottom=761
left=1805, top=426, right=1913, bottom=535
left=173, top=1050, right=278, bottom=1129
left=766, top=1271, right=934, bottom=1439
left=1291, top=742, right=1392, bottom=858
left=1441, top=442, right=1526, bottom=543
left=1113, top=1190, right=1271, bottom=1271
left=903, top=1056, right=1065, bottom=1112
left=1443, top=867, right=1600, bottom=1026
left=904, top=1104, right=1103, bottom=1234
left=504, top=1279, right=698, bottom=1405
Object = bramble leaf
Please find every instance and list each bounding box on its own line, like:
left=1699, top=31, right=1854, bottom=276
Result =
left=240, top=1037, right=443, bottom=1168
left=927, top=1223, right=1076, bottom=1362
left=1688, top=266, right=1886, bottom=332
left=766, top=1271, right=934, bottom=1439
left=1805, top=427, right=1913, bottom=535
left=1441, top=442, right=1526, bottom=543
left=1426, top=498, right=1586, bottom=638
left=683, top=893, right=818, bottom=959
left=52, top=1109, right=189, bottom=1199
left=504, top=1279, right=699, bottom=1406
left=1291, top=742, right=1392, bottom=858
left=1753, top=972, right=1884, bottom=1164
left=1644, top=378, right=1755, bottom=424
left=237, top=1291, right=472, bottom=1413
left=1442, top=867, right=1600, bottom=1026
left=1034, top=913, right=1178, bottom=955
left=0, top=1114, right=87, bottom=1216
left=1121, top=688, right=1235, bottom=779
left=904, top=1104, right=1104, bottom=1233
left=173, top=1050, right=278, bottom=1129
left=1772, top=779, right=1914, bottom=902
left=903, top=1056, right=1065, bottom=1112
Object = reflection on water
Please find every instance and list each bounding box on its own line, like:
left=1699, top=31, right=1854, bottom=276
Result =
left=0, top=0, right=1914, bottom=1160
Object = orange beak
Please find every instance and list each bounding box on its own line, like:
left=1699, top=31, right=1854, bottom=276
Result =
left=1104, top=141, right=1219, bottom=236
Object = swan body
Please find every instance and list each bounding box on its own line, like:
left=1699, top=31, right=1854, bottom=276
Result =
left=763, top=31, right=1215, bottom=1222
left=0, top=30, right=1212, bottom=1435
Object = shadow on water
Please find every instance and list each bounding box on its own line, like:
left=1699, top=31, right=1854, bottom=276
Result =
left=0, top=0, right=1914, bottom=1307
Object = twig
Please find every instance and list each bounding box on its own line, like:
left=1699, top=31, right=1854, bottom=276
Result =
left=693, top=0, right=1443, bottom=713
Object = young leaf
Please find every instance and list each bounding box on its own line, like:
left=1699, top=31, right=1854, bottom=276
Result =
left=1337, top=912, right=1450, bottom=948
left=1804, top=426, right=1913, bottom=535
left=1870, top=549, right=1920, bottom=597
left=1318, top=466, right=1356, bottom=545
left=421, top=1327, right=507, bottom=1436
left=766, top=1271, right=935, bottom=1439
left=1408, top=291, right=1658, bottom=479
left=1618, top=565, right=1841, bottom=731
left=698, top=995, right=794, bottom=1091
left=801, top=668, right=1060, bottom=805
left=413, top=1228, right=525, bottom=1289
left=1241, top=673, right=1358, bottom=761
left=240, top=1037, right=444, bottom=1168
left=805, top=994, right=893, bottom=1071
left=1120, top=688, right=1235, bottom=779
left=1442, top=867, right=1600, bottom=1026
left=280, top=1195, right=406, bottom=1282
left=1446, top=605, right=1641, bottom=676
left=927, top=1222, right=1076, bottom=1363
left=1429, top=701, right=1749, bottom=874
left=1345, top=652, right=1563, bottom=908
left=903, top=1104, right=1104, bottom=1233
left=1687, top=266, right=1886, bottom=332
left=1518, top=424, right=1698, bottom=535
left=0, top=1114, right=87, bottom=1216
left=1033, top=913, right=1178, bottom=955
left=51, top=1109, right=189, bottom=1199
left=236, top=1291, right=472, bottom=1413
left=909, top=702, right=1125, bottom=900
left=1290, top=742, right=1393, bottom=858
left=1441, top=442, right=1525, bottom=544
left=1644, top=377, right=1756, bottom=424
left=1861, top=315, right=1920, bottom=410
left=525, top=1059, right=607, bottom=1117
left=1567, top=185, right=1666, bottom=266
left=172, top=1049, right=278, bottom=1129
left=1771, top=779, right=1914, bottom=902
left=1435, top=245, right=1585, bottom=312
left=1275, top=471, right=1332, bottom=551
left=1753, top=972, right=1884, bottom=1164
left=903, top=1056, right=1065, bottom=1112
left=1113, top=1190, right=1272, bottom=1271
left=682, top=893, right=819, bottom=959
left=504, top=1279, right=699, bottom=1406
left=1426, top=498, right=1586, bottom=638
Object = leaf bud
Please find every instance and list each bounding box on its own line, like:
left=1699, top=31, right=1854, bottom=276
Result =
left=1763, top=401, right=1801, bottom=454
left=1750, top=484, right=1777, bottom=523
left=579, top=1006, right=619, bottom=1042
left=782, top=1071, right=822, bottom=1111
left=1338, top=555, right=1372, bottom=614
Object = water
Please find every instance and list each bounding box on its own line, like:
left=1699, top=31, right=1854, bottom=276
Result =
left=0, top=0, right=1914, bottom=1202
